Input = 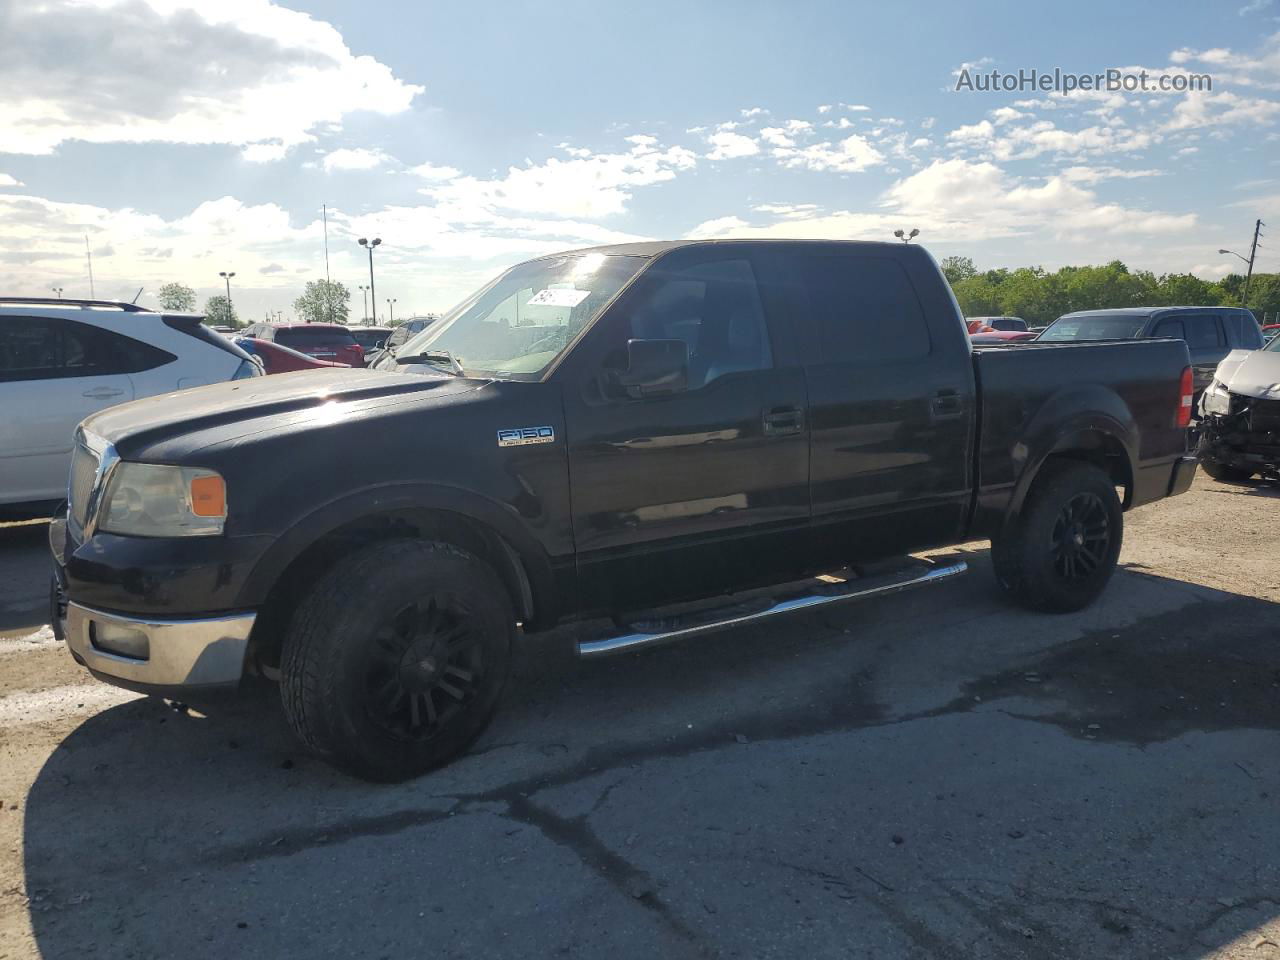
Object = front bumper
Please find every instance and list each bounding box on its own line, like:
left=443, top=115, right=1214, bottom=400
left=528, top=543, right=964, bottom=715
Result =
left=57, top=588, right=255, bottom=696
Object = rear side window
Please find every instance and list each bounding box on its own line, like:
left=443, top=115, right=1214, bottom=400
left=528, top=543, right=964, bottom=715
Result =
left=1223, top=311, right=1263, bottom=349
left=0, top=316, right=174, bottom=382
left=797, top=256, right=930, bottom=364
left=275, top=327, right=357, bottom=348
left=1157, top=313, right=1222, bottom=348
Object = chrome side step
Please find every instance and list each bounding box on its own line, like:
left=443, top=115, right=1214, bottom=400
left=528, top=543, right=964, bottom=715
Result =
left=577, top=558, right=968, bottom=658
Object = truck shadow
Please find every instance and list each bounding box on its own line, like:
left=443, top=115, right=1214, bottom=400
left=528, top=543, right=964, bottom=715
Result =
left=20, top=552, right=1280, bottom=959
left=0, top=520, right=51, bottom=637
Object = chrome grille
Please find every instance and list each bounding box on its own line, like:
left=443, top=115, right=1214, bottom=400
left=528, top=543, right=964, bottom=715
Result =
left=68, top=442, right=100, bottom=530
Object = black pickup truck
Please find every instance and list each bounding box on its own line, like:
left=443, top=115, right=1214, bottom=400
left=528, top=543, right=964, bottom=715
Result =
left=49, top=240, right=1197, bottom=780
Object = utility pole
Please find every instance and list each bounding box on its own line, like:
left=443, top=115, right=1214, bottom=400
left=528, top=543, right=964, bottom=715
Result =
left=323, top=204, right=333, bottom=323
left=359, top=285, right=368, bottom=322
left=1243, top=218, right=1263, bottom=309
left=386, top=298, right=397, bottom=325
left=84, top=236, right=95, bottom=298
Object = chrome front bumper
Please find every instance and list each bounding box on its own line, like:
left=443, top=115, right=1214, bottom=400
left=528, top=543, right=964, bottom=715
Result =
left=63, top=601, right=255, bottom=695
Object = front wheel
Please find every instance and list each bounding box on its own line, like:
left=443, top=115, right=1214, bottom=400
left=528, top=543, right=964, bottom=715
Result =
left=992, top=461, right=1123, bottom=613
left=1196, top=454, right=1254, bottom=484
left=280, top=539, right=514, bottom=782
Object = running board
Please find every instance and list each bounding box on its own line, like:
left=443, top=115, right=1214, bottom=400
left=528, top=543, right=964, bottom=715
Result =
left=577, top=558, right=968, bottom=659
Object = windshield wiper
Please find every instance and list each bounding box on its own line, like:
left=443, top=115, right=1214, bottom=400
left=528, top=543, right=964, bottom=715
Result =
left=395, top=349, right=465, bottom=376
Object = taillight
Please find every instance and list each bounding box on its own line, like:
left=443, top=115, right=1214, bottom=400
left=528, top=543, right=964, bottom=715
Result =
left=1176, top=366, right=1193, bottom=428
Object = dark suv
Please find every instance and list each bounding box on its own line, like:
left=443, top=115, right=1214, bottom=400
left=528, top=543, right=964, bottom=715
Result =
left=240, top=322, right=364, bottom=367
left=1038, top=306, right=1263, bottom=394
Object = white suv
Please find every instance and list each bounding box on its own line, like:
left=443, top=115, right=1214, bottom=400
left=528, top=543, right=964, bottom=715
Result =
left=0, top=298, right=260, bottom=517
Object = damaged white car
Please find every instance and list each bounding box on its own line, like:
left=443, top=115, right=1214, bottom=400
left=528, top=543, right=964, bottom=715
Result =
left=1197, top=334, right=1280, bottom=482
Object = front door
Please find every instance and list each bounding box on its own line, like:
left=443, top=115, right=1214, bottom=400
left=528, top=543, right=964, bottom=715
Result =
left=557, top=247, right=810, bottom=614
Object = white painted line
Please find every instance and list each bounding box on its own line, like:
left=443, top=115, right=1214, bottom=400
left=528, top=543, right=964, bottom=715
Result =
left=0, top=682, right=142, bottom=727
left=0, top=625, right=60, bottom=655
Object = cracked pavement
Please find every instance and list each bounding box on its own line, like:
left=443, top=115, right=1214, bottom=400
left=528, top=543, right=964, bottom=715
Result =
left=2, top=473, right=1280, bottom=959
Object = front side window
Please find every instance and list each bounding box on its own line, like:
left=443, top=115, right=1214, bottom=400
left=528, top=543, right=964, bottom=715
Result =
left=397, top=254, right=646, bottom=380
left=798, top=256, right=930, bottom=364
left=610, top=257, right=773, bottom=389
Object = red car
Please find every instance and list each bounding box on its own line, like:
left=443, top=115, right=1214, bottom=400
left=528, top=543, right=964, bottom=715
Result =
left=239, top=322, right=365, bottom=367
left=970, top=330, right=1039, bottom=343
left=235, top=337, right=347, bottom=374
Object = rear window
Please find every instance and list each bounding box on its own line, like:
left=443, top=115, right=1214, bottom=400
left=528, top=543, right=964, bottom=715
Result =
left=1224, top=311, right=1263, bottom=349
left=1038, top=314, right=1148, bottom=341
left=274, top=327, right=357, bottom=348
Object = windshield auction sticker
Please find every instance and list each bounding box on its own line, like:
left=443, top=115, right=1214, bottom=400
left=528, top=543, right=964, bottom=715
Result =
left=527, top=288, right=590, bottom=308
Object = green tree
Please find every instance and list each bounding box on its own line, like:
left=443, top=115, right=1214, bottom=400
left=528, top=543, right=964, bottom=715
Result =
left=157, top=282, right=196, bottom=312
left=1243, top=273, right=1280, bottom=320
left=294, top=279, right=351, bottom=325
left=204, top=294, right=238, bottom=327
left=951, top=275, right=1002, bottom=317
left=1150, top=273, right=1222, bottom=307
left=939, top=256, right=977, bottom=286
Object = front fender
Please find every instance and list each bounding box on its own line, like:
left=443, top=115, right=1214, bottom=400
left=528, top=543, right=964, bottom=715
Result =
left=235, top=481, right=560, bottom=620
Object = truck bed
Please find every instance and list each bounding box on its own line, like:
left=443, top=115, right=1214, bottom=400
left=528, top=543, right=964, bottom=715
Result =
left=969, top=338, right=1192, bottom=537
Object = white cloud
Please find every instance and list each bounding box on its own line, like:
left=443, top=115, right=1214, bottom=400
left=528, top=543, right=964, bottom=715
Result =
left=1165, top=90, right=1280, bottom=131
left=740, top=107, right=770, bottom=119
left=706, top=131, right=761, bottom=160
left=817, top=105, right=833, bottom=114
left=688, top=158, right=1195, bottom=248
left=420, top=140, right=697, bottom=219
left=0, top=0, right=422, bottom=155
left=241, top=141, right=289, bottom=163
left=771, top=134, right=884, bottom=173
left=322, top=147, right=391, bottom=172
left=0, top=174, right=23, bottom=187
left=408, top=162, right=462, bottom=182
left=1058, top=165, right=1164, bottom=183
left=1239, top=0, right=1273, bottom=16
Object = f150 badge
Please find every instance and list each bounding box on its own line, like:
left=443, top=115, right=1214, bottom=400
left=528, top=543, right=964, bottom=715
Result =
left=497, top=426, right=555, bottom=447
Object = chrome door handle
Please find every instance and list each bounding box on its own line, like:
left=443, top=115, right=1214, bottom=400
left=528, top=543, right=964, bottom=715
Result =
left=82, top=387, right=124, bottom=399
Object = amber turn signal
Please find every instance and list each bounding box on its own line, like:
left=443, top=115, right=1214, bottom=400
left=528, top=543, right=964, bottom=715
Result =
left=189, top=474, right=227, bottom=517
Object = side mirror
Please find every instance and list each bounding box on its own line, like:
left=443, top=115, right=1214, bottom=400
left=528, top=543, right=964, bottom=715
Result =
left=616, top=338, right=688, bottom=398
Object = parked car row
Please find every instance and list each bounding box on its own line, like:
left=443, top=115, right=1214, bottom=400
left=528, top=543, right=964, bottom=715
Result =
left=0, top=297, right=260, bottom=517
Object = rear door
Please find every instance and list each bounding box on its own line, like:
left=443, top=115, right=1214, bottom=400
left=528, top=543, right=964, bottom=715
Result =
left=558, top=246, right=810, bottom=612
left=783, top=246, right=976, bottom=569
left=0, top=316, right=140, bottom=503
left=1152, top=312, right=1224, bottom=392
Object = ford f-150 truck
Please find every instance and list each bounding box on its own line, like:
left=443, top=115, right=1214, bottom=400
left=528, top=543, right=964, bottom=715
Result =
left=48, top=240, right=1198, bottom=781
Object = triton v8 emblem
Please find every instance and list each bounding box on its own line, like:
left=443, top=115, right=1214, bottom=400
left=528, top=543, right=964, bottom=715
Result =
left=497, top=426, right=555, bottom=447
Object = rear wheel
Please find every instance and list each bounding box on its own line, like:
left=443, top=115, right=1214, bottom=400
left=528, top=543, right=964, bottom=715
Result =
left=280, top=539, right=513, bottom=782
left=992, top=460, right=1123, bottom=613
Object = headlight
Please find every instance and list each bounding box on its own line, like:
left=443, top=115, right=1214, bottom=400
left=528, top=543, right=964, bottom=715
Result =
left=97, top=463, right=227, bottom=537
left=1201, top=380, right=1231, bottom=417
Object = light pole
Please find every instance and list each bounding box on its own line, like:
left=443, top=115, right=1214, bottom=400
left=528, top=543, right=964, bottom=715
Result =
left=358, top=237, right=381, bottom=321
left=893, top=228, right=920, bottom=243
left=358, top=285, right=368, bottom=322
left=218, top=271, right=236, bottom=326
left=386, top=298, right=397, bottom=325
left=51, top=287, right=63, bottom=298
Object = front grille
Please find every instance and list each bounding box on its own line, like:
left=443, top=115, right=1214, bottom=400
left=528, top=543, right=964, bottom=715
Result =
left=68, top=442, right=100, bottom=530
left=1251, top=398, right=1280, bottom=434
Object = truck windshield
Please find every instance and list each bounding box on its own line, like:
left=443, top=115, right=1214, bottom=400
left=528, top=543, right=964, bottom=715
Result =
left=395, top=254, right=646, bottom=380
left=1038, top=314, right=1148, bottom=341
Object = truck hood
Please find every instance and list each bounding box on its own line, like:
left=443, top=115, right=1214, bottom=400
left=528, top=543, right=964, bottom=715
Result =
left=1214, top=349, right=1280, bottom=401
left=82, top=367, right=479, bottom=455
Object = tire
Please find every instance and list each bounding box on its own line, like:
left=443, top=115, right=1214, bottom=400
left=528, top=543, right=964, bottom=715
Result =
left=1196, top=454, right=1254, bottom=483
left=991, top=460, right=1123, bottom=614
left=280, top=539, right=514, bottom=782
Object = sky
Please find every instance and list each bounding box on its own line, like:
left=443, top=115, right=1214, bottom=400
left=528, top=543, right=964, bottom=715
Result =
left=1, top=0, right=1278, bottom=322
